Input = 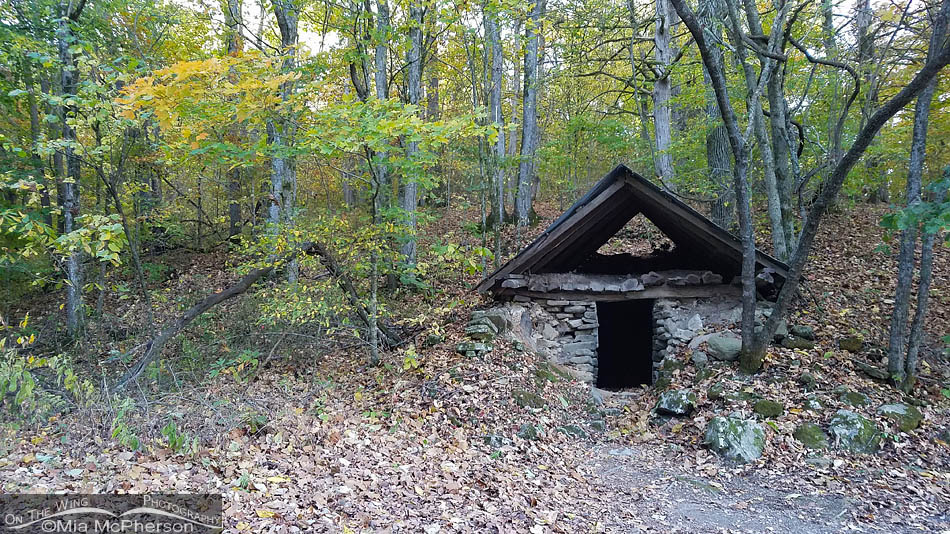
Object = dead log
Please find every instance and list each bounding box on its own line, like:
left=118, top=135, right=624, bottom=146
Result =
left=113, top=241, right=399, bottom=390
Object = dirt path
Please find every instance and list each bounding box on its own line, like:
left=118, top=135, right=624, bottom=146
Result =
left=583, top=444, right=947, bottom=534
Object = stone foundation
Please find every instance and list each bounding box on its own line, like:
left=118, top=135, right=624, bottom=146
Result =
left=492, top=294, right=743, bottom=384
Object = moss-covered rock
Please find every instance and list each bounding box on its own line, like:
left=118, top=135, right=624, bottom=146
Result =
left=793, top=422, right=830, bottom=450
left=557, top=424, right=588, bottom=439
left=789, top=325, right=816, bottom=341
left=704, top=416, right=766, bottom=463
left=839, top=335, right=864, bottom=353
left=829, top=410, right=882, bottom=453
left=516, top=423, right=539, bottom=440
left=781, top=336, right=816, bottom=350
left=512, top=389, right=545, bottom=409
left=840, top=390, right=870, bottom=407
left=753, top=399, right=785, bottom=418
left=708, top=383, right=725, bottom=401
left=798, top=372, right=818, bottom=392
left=655, top=389, right=697, bottom=416
left=877, top=403, right=923, bottom=432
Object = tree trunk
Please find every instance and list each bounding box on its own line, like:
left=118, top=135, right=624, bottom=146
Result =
left=270, top=0, right=299, bottom=282
left=697, top=0, right=734, bottom=230
left=374, top=0, right=391, bottom=211
left=516, top=0, right=545, bottom=230
left=225, top=0, right=244, bottom=240
left=23, top=58, right=51, bottom=226
left=652, top=0, right=676, bottom=186
left=400, top=1, right=424, bottom=266
left=747, top=0, right=950, bottom=368
left=58, top=0, right=87, bottom=338
left=888, top=0, right=948, bottom=386
left=506, top=18, right=522, bottom=210
left=485, top=6, right=505, bottom=268
left=724, top=0, right=788, bottom=260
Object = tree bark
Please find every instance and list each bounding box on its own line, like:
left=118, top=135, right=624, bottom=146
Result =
left=485, top=6, right=505, bottom=268
left=748, top=0, right=950, bottom=368
left=888, top=0, right=948, bottom=386
left=58, top=0, right=87, bottom=338
left=224, top=0, right=244, bottom=241
left=516, top=0, right=545, bottom=230
left=400, top=1, right=424, bottom=266
left=724, top=0, right=788, bottom=260
left=697, top=0, right=734, bottom=230
left=652, top=0, right=677, bottom=186
left=270, top=0, right=299, bottom=282
left=374, top=0, right=391, bottom=211
left=670, top=0, right=758, bottom=361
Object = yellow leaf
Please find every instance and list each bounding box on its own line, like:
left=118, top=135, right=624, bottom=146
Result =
left=266, top=475, right=290, bottom=483
left=196, top=132, right=208, bottom=140
left=354, top=390, right=363, bottom=402
left=236, top=522, right=250, bottom=530
left=255, top=510, right=275, bottom=518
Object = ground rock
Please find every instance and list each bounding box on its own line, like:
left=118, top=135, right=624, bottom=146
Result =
left=840, top=391, right=870, bottom=407
left=655, top=390, right=697, bottom=416
left=704, top=416, right=766, bottom=463
left=789, top=325, right=816, bottom=341
left=753, top=399, right=784, bottom=418
left=781, top=335, right=815, bottom=350
left=793, top=422, right=830, bottom=450
left=839, top=336, right=864, bottom=353
left=512, top=389, right=545, bottom=409
left=878, top=403, right=923, bottom=432
left=706, top=334, right=742, bottom=361
left=517, top=423, right=539, bottom=440
left=829, top=410, right=882, bottom=453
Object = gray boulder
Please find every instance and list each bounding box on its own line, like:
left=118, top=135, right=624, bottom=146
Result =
left=704, top=416, right=766, bottom=463
left=878, top=403, right=923, bottom=432
left=707, top=334, right=742, bottom=361
left=829, top=410, right=882, bottom=453
left=655, top=390, right=697, bottom=417
left=789, top=325, right=816, bottom=341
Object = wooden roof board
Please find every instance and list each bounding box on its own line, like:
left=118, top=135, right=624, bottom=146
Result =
left=476, top=164, right=790, bottom=293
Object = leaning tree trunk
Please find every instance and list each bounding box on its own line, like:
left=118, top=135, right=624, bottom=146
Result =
left=485, top=7, right=506, bottom=268
left=400, top=0, right=424, bottom=266
left=747, top=0, right=950, bottom=368
left=652, top=0, right=676, bottom=187
left=888, top=0, right=948, bottom=387
left=58, top=0, right=87, bottom=337
left=516, top=0, right=545, bottom=231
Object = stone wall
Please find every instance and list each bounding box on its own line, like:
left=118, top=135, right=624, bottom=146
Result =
left=498, top=294, right=742, bottom=385
left=517, top=297, right=599, bottom=382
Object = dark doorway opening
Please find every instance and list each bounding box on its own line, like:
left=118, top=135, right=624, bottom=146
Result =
left=596, top=299, right=654, bottom=389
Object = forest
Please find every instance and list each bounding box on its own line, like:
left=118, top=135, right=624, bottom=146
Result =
left=1, top=0, right=949, bottom=531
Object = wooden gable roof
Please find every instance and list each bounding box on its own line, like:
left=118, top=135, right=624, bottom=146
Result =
left=476, top=164, right=789, bottom=294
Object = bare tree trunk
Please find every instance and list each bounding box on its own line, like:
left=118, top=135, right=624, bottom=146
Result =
left=516, top=0, right=545, bottom=231
left=669, top=0, right=757, bottom=360
left=374, top=0, right=391, bottom=211
left=904, top=184, right=945, bottom=391
left=724, top=0, right=788, bottom=260
left=225, top=0, right=244, bottom=241
left=400, top=1, right=423, bottom=266
left=652, top=0, right=676, bottom=186
left=746, top=0, right=950, bottom=368
left=697, top=0, right=733, bottom=230
left=270, top=0, right=299, bottom=282
left=58, top=0, right=87, bottom=337
left=485, top=6, right=505, bottom=268
left=888, top=0, right=948, bottom=386
left=506, top=18, right=522, bottom=210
